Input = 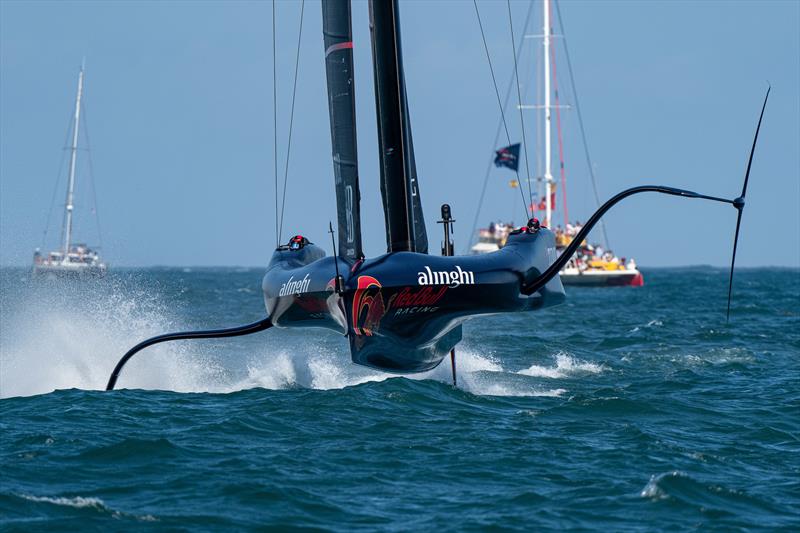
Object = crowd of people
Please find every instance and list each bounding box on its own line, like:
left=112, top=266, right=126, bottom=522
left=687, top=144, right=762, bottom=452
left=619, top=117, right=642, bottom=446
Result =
left=554, top=222, right=636, bottom=272
left=476, top=219, right=637, bottom=272
left=554, top=221, right=585, bottom=247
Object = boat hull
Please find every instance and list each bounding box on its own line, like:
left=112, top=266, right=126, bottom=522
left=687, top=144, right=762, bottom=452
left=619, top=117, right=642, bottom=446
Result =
left=262, top=228, right=565, bottom=373
left=559, top=268, right=643, bottom=287
left=32, top=264, right=107, bottom=279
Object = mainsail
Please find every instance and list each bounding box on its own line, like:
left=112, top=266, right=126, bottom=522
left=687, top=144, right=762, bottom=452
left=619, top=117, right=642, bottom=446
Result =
left=369, top=0, right=428, bottom=254
left=322, top=0, right=363, bottom=261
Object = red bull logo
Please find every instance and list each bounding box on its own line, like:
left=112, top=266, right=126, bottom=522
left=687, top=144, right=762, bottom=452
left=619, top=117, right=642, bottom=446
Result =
left=352, top=276, right=387, bottom=336
left=352, top=277, right=451, bottom=335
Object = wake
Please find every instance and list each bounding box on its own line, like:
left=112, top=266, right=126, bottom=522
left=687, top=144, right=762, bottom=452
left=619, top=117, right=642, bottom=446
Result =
left=1, top=278, right=580, bottom=399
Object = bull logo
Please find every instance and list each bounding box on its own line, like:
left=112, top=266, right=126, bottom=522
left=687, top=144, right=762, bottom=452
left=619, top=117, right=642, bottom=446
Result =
left=352, top=275, right=389, bottom=336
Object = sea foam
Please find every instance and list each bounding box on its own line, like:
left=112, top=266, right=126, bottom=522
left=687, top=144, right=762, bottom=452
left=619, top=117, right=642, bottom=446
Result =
left=0, top=278, right=224, bottom=398
left=517, top=352, right=604, bottom=378
left=0, top=276, right=571, bottom=399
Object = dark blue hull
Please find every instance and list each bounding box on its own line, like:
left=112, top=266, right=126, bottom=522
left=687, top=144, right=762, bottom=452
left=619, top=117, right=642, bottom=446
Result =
left=262, top=228, right=565, bottom=373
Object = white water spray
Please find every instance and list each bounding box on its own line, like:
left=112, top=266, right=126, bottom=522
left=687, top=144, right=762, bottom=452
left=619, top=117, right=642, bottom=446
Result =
left=1, top=276, right=579, bottom=399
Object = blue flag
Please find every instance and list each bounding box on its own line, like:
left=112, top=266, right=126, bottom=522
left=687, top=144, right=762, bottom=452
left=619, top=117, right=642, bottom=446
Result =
left=494, top=143, right=520, bottom=171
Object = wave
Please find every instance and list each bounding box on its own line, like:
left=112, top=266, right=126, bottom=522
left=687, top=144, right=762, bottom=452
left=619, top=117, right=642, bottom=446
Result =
left=16, top=493, right=157, bottom=521
left=680, top=347, right=755, bottom=367
left=639, top=471, right=783, bottom=520
left=517, top=353, right=604, bottom=378
left=236, top=346, right=565, bottom=397
left=21, top=494, right=107, bottom=510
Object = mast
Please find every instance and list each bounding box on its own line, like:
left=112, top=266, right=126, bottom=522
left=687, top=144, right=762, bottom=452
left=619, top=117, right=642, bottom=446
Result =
left=62, top=64, right=84, bottom=258
left=322, top=0, right=363, bottom=261
left=543, top=0, right=553, bottom=228
left=369, top=0, right=427, bottom=253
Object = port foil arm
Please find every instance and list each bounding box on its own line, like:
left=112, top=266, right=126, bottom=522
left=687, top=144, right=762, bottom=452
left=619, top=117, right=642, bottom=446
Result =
left=106, top=317, right=273, bottom=391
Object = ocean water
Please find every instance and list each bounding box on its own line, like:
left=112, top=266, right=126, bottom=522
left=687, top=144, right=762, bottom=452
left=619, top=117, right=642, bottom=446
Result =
left=1, top=266, right=798, bottom=531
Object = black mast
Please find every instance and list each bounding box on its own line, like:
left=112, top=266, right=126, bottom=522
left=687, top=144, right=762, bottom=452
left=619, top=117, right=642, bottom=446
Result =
left=369, top=0, right=428, bottom=253
left=322, top=0, right=363, bottom=261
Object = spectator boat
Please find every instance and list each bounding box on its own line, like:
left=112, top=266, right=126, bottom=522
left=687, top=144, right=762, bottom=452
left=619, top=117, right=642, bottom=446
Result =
left=469, top=0, right=641, bottom=287
left=32, top=64, right=107, bottom=279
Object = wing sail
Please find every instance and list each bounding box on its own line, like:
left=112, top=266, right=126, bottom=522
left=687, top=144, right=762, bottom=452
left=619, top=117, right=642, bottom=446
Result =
left=369, top=0, right=428, bottom=254
left=322, top=0, right=363, bottom=261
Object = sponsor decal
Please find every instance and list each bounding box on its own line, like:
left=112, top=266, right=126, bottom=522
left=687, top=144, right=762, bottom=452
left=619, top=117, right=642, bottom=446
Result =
left=393, top=305, right=438, bottom=316
left=345, top=185, right=354, bottom=243
left=293, top=295, right=329, bottom=315
left=391, top=285, right=448, bottom=317
left=352, top=276, right=386, bottom=336
left=279, top=274, right=311, bottom=297
left=352, top=279, right=451, bottom=336
left=392, top=286, right=447, bottom=307
left=417, top=265, right=475, bottom=288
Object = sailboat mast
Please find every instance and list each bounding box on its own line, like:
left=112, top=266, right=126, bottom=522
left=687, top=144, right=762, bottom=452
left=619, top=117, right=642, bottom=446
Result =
left=62, top=65, right=84, bottom=258
left=543, top=0, right=553, bottom=228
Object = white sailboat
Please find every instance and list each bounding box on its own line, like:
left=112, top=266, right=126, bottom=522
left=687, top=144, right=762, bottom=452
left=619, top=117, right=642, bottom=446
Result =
left=32, top=64, right=107, bottom=278
left=471, top=0, right=642, bottom=287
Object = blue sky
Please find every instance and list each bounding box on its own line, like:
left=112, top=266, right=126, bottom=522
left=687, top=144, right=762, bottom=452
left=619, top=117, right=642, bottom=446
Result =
left=1, top=0, right=798, bottom=267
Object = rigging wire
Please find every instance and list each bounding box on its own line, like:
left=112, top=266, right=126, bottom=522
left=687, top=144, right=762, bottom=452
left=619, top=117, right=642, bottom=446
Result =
left=58, top=104, right=80, bottom=251
left=272, top=0, right=279, bottom=247
left=554, top=0, right=610, bottom=249
left=465, top=0, right=535, bottom=253
left=534, top=31, right=542, bottom=200
left=472, top=0, right=530, bottom=224
left=278, top=0, right=305, bottom=244
left=41, top=110, right=75, bottom=250
left=80, top=102, right=104, bottom=250
left=506, top=0, right=535, bottom=214
left=549, top=30, right=569, bottom=228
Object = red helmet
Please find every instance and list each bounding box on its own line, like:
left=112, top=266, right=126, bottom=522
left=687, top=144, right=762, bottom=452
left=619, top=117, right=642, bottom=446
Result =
left=289, top=235, right=309, bottom=250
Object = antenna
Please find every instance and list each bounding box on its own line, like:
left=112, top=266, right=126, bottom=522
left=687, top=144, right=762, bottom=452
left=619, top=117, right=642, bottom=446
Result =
left=437, top=204, right=455, bottom=256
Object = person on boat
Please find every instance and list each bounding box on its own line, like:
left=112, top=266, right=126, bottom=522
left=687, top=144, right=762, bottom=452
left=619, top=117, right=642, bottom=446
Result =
left=287, top=235, right=310, bottom=251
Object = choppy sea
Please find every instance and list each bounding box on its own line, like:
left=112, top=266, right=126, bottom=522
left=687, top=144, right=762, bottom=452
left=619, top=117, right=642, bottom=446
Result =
left=1, top=266, right=798, bottom=531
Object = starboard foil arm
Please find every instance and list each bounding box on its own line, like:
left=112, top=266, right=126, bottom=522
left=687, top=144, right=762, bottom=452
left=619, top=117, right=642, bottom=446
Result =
left=521, top=185, right=734, bottom=295
left=523, top=86, right=769, bottom=310
left=105, top=317, right=273, bottom=391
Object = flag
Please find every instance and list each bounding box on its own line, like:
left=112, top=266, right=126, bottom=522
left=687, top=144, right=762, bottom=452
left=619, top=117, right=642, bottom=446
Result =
left=494, top=143, right=520, bottom=171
